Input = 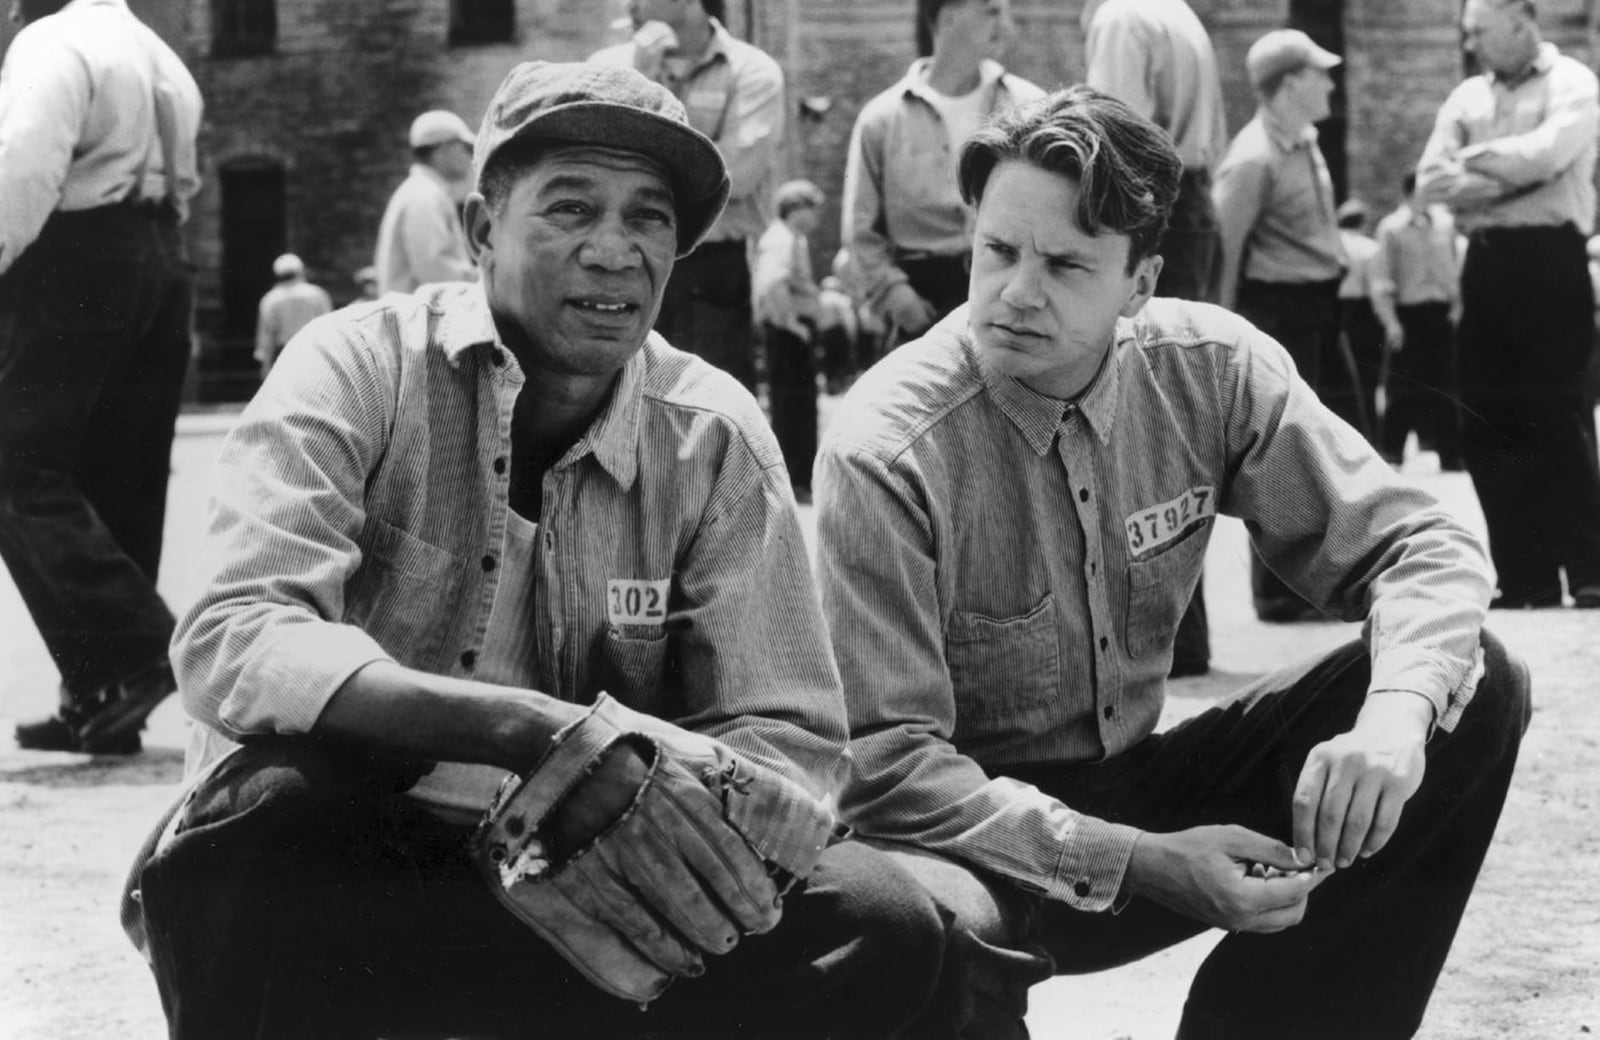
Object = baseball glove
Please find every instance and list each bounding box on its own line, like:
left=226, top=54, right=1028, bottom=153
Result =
left=474, top=694, right=840, bottom=1004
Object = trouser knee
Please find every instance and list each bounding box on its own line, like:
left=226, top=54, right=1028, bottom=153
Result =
left=1470, top=627, right=1533, bottom=745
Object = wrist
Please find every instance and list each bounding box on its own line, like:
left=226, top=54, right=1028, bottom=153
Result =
left=1355, top=690, right=1435, bottom=741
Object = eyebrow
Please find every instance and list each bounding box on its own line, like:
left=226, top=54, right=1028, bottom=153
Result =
left=537, top=174, right=676, bottom=208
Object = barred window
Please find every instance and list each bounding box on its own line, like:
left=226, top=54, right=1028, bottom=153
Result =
left=450, top=0, right=514, bottom=45
left=211, top=0, right=276, bottom=57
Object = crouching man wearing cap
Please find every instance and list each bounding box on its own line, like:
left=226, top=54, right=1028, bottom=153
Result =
left=124, top=61, right=944, bottom=1039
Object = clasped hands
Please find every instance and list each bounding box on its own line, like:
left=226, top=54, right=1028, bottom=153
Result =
left=1125, top=692, right=1431, bottom=933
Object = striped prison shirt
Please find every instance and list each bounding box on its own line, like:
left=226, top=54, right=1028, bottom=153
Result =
left=813, top=298, right=1492, bottom=911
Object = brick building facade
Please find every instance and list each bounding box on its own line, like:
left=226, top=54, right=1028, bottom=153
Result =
left=2, top=0, right=1595, bottom=401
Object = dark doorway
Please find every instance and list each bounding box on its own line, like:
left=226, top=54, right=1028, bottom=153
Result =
left=205, top=161, right=286, bottom=401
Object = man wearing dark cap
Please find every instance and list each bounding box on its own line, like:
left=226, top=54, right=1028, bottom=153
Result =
left=124, top=61, right=943, bottom=1039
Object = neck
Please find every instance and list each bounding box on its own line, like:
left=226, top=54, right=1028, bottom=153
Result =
left=1263, top=97, right=1310, bottom=137
left=511, top=368, right=617, bottom=454
left=926, top=46, right=984, bottom=96
left=674, top=13, right=714, bottom=59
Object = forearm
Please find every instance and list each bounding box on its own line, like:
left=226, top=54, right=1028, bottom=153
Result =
left=317, top=659, right=584, bottom=775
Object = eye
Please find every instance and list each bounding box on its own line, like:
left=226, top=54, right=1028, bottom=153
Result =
left=630, top=205, right=677, bottom=229
left=984, top=240, right=1018, bottom=260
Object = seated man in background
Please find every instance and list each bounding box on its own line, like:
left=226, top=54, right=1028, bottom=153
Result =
left=126, top=61, right=943, bottom=1040
left=815, top=86, right=1530, bottom=1039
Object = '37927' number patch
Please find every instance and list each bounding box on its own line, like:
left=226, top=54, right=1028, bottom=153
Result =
left=1125, top=487, right=1215, bottom=556
left=608, top=579, right=670, bottom=626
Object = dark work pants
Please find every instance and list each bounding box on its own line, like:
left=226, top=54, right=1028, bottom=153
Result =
left=132, top=740, right=945, bottom=1040
left=764, top=322, right=818, bottom=491
left=1155, top=170, right=1222, bottom=671
left=878, top=253, right=971, bottom=359
left=656, top=239, right=757, bottom=391
left=1341, top=296, right=1387, bottom=453
left=915, top=630, right=1529, bottom=1040
left=1236, top=279, right=1363, bottom=615
left=1383, top=301, right=1462, bottom=467
left=0, top=202, right=191, bottom=699
left=1457, top=225, right=1600, bottom=602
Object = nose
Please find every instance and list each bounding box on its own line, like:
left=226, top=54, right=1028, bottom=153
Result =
left=579, top=217, right=643, bottom=271
left=999, top=262, right=1044, bottom=309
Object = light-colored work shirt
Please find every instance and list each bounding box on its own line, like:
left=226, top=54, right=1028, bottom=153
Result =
left=0, top=0, right=202, bottom=275
left=1214, top=111, right=1345, bottom=298
left=590, top=20, right=784, bottom=244
left=174, top=283, right=849, bottom=815
left=753, top=217, right=817, bottom=335
left=841, top=60, right=1044, bottom=305
left=1338, top=230, right=1379, bottom=301
left=373, top=164, right=477, bottom=294
left=1083, top=0, right=1228, bottom=174
left=1416, top=42, right=1598, bottom=234
left=1371, top=203, right=1460, bottom=307
left=813, top=300, right=1491, bottom=910
left=255, top=280, right=334, bottom=369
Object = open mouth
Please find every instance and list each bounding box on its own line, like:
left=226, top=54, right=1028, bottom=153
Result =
left=571, top=298, right=636, bottom=315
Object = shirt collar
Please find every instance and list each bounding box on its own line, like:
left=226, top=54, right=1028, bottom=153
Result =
left=902, top=58, right=1008, bottom=102
left=964, top=315, right=1123, bottom=454
left=435, top=285, right=644, bottom=490
left=1260, top=108, right=1318, bottom=153
left=674, top=18, right=735, bottom=75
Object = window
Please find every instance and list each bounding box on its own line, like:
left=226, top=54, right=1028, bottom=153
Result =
left=450, top=0, right=514, bottom=45
left=212, top=0, right=277, bottom=57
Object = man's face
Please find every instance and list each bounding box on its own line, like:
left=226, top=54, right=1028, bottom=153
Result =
left=630, top=0, right=683, bottom=30
left=431, top=140, right=475, bottom=184
left=466, top=146, right=678, bottom=378
left=968, top=161, right=1160, bottom=399
left=940, top=0, right=1014, bottom=59
left=1282, top=65, right=1335, bottom=123
left=1462, top=0, right=1529, bottom=76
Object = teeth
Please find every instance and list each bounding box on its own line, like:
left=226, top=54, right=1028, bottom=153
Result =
left=578, top=301, right=628, bottom=313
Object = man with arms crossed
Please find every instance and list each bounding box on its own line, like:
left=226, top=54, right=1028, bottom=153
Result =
left=815, top=87, right=1529, bottom=1039
left=128, top=61, right=942, bottom=1039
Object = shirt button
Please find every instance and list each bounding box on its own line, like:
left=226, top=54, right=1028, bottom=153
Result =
left=1099, top=635, right=1109, bottom=651
left=460, top=649, right=477, bottom=669
left=1103, top=705, right=1114, bottom=720
left=493, top=457, right=507, bottom=475
left=1073, top=879, right=1091, bottom=898
left=481, top=555, right=496, bottom=572
left=1079, top=488, right=1090, bottom=502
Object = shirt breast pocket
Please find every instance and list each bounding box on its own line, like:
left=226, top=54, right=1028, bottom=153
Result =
left=347, top=518, right=461, bottom=665
left=597, top=624, right=672, bottom=712
left=946, top=596, right=1060, bottom=722
left=1124, top=530, right=1209, bottom=660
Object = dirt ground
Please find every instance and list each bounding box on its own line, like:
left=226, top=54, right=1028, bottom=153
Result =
left=1, top=419, right=1597, bottom=1039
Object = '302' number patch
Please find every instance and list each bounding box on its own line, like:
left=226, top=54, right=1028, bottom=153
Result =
left=608, top=579, right=670, bottom=626
left=1125, top=487, right=1215, bottom=556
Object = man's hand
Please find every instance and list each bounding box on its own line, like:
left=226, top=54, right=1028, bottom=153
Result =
left=631, top=20, right=679, bottom=82
left=1124, top=825, right=1328, bottom=932
left=1292, top=692, right=1431, bottom=872
left=882, top=282, right=938, bottom=338
left=1382, top=318, right=1405, bottom=352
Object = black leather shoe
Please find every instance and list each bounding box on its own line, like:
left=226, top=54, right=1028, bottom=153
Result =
left=75, top=660, right=176, bottom=748
left=15, top=713, right=143, bottom=755
left=1572, top=586, right=1600, bottom=609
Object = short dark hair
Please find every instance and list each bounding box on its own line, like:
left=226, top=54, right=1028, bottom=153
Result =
left=957, top=86, right=1182, bottom=272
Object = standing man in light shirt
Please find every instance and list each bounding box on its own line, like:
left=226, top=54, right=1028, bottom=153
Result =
left=841, top=0, right=1043, bottom=349
left=589, top=0, right=785, bottom=392
left=1215, top=29, right=1366, bottom=622
left=373, top=109, right=480, bottom=295
left=1081, top=0, right=1229, bottom=677
left=1371, top=172, right=1464, bottom=471
left=814, top=86, right=1530, bottom=1040
left=0, top=0, right=202, bottom=755
left=254, top=252, right=332, bottom=379
left=1416, top=0, right=1600, bottom=610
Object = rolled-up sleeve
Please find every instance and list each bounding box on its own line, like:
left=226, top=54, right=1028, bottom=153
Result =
left=1217, top=321, right=1493, bottom=728
left=171, top=318, right=400, bottom=738
left=814, top=444, right=1140, bottom=910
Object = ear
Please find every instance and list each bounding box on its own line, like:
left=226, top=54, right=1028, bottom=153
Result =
left=463, top=192, right=493, bottom=266
left=1120, top=253, right=1162, bottom=318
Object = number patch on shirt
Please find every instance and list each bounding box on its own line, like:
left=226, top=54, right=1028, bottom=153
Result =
left=1125, top=487, right=1215, bottom=556
left=608, top=579, right=670, bottom=626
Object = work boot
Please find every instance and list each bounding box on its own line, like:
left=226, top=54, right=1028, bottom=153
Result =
left=14, top=659, right=174, bottom=754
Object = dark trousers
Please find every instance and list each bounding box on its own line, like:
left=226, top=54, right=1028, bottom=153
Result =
left=1458, top=225, right=1600, bottom=602
left=0, top=202, right=191, bottom=699
left=656, top=238, right=757, bottom=391
left=1154, top=169, right=1223, bottom=671
left=131, top=740, right=945, bottom=1040
left=1236, top=279, right=1364, bottom=615
left=1383, top=301, right=1462, bottom=466
left=878, top=253, right=971, bottom=359
left=764, top=322, right=818, bottom=491
left=1341, top=296, right=1387, bottom=453
left=909, top=630, right=1529, bottom=1040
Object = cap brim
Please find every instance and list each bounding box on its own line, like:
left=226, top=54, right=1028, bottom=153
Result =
left=477, top=101, right=731, bottom=256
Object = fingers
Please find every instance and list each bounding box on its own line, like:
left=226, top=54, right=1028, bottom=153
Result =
left=564, top=855, right=705, bottom=979
left=1360, top=788, right=1406, bottom=860
left=1291, top=755, right=1328, bottom=867
left=647, top=777, right=782, bottom=934
left=1335, top=777, right=1382, bottom=869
